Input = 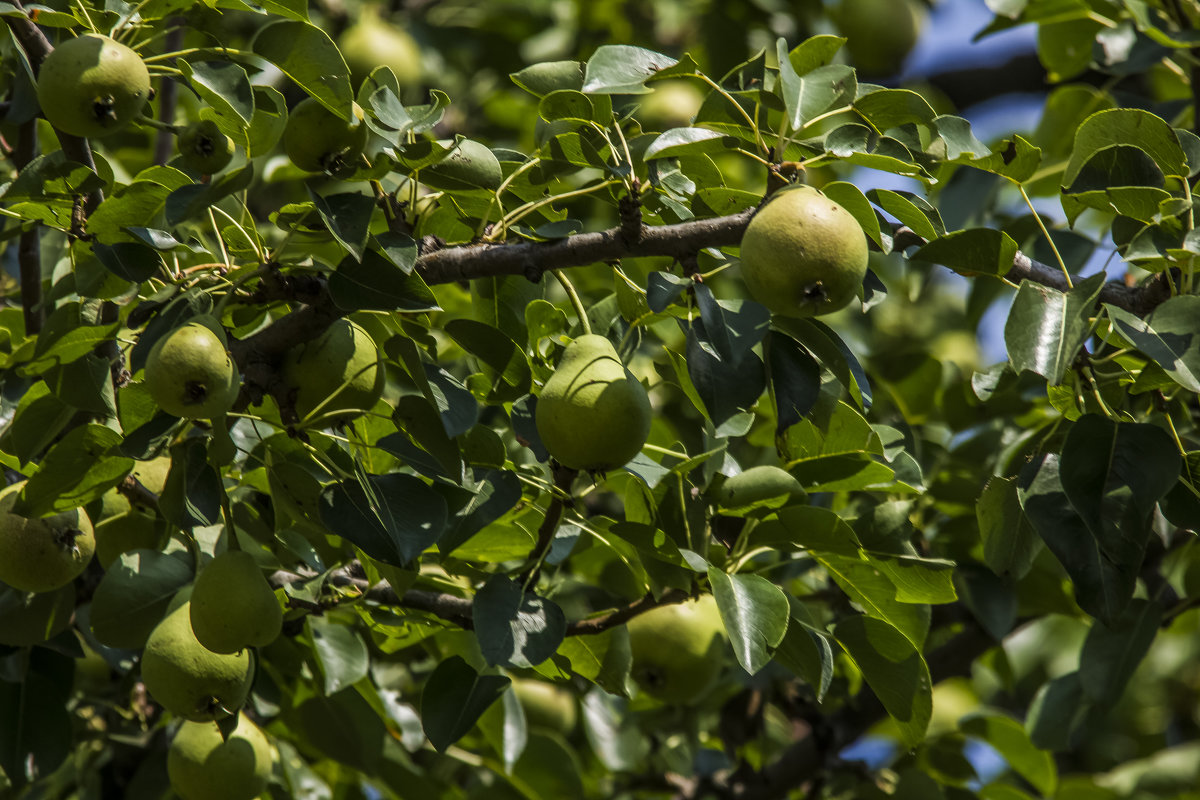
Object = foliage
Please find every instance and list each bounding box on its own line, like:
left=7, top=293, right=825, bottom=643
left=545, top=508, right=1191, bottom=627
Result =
left=1, top=0, right=1200, bottom=798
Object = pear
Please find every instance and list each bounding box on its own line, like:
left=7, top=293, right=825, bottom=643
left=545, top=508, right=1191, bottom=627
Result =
left=713, top=466, right=805, bottom=509
left=141, top=588, right=253, bottom=721
left=534, top=334, right=652, bottom=471
left=0, top=482, right=95, bottom=593
left=189, top=550, right=283, bottom=654
left=167, top=712, right=274, bottom=800
left=144, top=321, right=240, bottom=419
left=282, top=319, right=384, bottom=423
left=739, top=185, right=869, bottom=318
left=512, top=678, right=578, bottom=736
left=627, top=595, right=725, bottom=704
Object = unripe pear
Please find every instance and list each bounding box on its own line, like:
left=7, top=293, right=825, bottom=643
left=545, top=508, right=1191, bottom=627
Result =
left=0, top=582, right=75, bottom=646
left=512, top=678, right=578, bottom=736
left=340, top=8, right=422, bottom=88
left=144, top=321, right=240, bottom=419
left=0, top=482, right=95, bottom=593
left=177, top=119, right=236, bottom=174
left=36, top=33, right=151, bottom=138
left=627, top=595, right=725, bottom=704
left=283, top=97, right=369, bottom=174
left=739, top=186, right=869, bottom=318
left=534, top=334, right=652, bottom=471
left=282, top=319, right=384, bottom=423
left=713, top=466, right=805, bottom=509
left=190, top=550, right=282, bottom=654
left=141, top=589, right=253, bottom=721
left=167, top=712, right=274, bottom=800
left=638, top=79, right=705, bottom=131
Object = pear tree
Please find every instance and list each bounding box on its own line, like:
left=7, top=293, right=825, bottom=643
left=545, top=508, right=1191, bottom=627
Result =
left=2, top=1, right=1200, bottom=798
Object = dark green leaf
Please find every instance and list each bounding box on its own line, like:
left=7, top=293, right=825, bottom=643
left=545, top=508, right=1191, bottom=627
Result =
left=421, top=656, right=510, bottom=751
left=1078, top=598, right=1163, bottom=702
left=581, top=45, right=678, bottom=94
left=308, top=616, right=370, bottom=695
left=310, top=189, right=375, bottom=261
left=914, top=229, right=1019, bottom=276
left=1004, top=272, right=1104, bottom=385
left=834, top=614, right=932, bottom=747
left=320, top=472, right=448, bottom=566
left=90, top=550, right=193, bottom=650
left=14, top=425, right=130, bottom=516
left=977, top=476, right=1041, bottom=579
left=329, top=249, right=440, bottom=312
left=473, top=576, right=567, bottom=668
left=708, top=568, right=789, bottom=675
left=253, top=21, right=353, bottom=118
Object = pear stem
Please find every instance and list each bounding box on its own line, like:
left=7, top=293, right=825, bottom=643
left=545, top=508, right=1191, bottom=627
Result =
left=519, top=463, right=578, bottom=587
left=552, top=269, right=591, bottom=335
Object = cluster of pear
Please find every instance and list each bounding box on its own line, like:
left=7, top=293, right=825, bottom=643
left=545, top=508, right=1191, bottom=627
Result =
left=140, top=554, right=281, bottom=798
left=140, top=315, right=383, bottom=425
left=33, top=10, right=421, bottom=177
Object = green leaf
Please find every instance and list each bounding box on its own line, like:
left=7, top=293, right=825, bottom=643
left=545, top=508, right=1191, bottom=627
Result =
left=1004, top=271, right=1104, bottom=385
left=644, top=127, right=731, bottom=160
left=777, top=38, right=856, bottom=131
left=1078, top=598, right=1163, bottom=703
left=1, top=382, right=74, bottom=466
left=913, top=228, right=1019, bottom=276
left=749, top=504, right=862, bottom=556
left=869, top=553, right=957, bottom=605
left=14, top=425, right=130, bottom=516
left=329, top=248, right=440, bottom=312
left=308, top=616, right=370, bottom=695
left=421, top=656, right=510, bottom=751
left=977, top=476, right=1040, bottom=580
left=164, top=163, right=255, bottom=226
left=444, top=319, right=532, bottom=403
left=253, top=21, right=353, bottom=119
left=0, top=649, right=74, bottom=790
left=90, top=550, right=193, bottom=650
left=817, top=553, right=930, bottom=645
left=180, top=59, right=254, bottom=127
left=1065, top=108, right=1190, bottom=185
left=1059, top=414, right=1181, bottom=616
left=582, top=45, right=678, bottom=95
left=708, top=568, right=790, bottom=675
left=821, top=181, right=883, bottom=249
left=1026, top=671, right=1093, bottom=750
left=960, top=712, right=1058, bottom=796
left=866, top=189, right=944, bottom=240
left=834, top=615, right=932, bottom=747
left=320, top=472, right=448, bottom=566
left=473, top=576, right=567, bottom=669
left=310, top=189, right=375, bottom=261
left=854, top=88, right=936, bottom=131
left=772, top=599, right=834, bottom=700
left=1017, top=451, right=1136, bottom=626
left=511, top=61, right=585, bottom=97
left=552, top=627, right=631, bottom=697
left=1105, top=296, right=1200, bottom=392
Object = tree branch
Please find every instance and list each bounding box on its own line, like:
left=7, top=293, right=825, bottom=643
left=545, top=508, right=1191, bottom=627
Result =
left=269, top=562, right=692, bottom=636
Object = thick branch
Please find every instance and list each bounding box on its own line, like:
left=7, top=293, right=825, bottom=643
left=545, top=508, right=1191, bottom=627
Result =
left=269, top=563, right=691, bottom=636
left=416, top=209, right=755, bottom=284
left=13, top=119, right=42, bottom=335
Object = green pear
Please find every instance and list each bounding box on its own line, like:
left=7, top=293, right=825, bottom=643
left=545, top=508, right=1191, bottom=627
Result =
left=340, top=7, right=422, bottom=88
left=534, top=334, right=652, bottom=471
left=282, top=319, right=384, bottom=423
left=141, top=589, right=253, bottom=721
left=713, top=466, right=805, bottom=509
left=36, top=33, right=150, bottom=138
left=511, top=678, right=578, bottom=736
left=0, top=582, right=75, bottom=646
left=189, top=550, right=283, bottom=654
left=739, top=185, right=869, bottom=318
left=627, top=595, right=725, bottom=704
left=167, top=712, right=274, bottom=800
left=144, top=321, right=240, bottom=419
left=0, top=482, right=95, bottom=594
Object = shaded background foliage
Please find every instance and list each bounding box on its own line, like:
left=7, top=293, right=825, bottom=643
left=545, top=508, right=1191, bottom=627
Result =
left=2, top=0, right=1200, bottom=799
